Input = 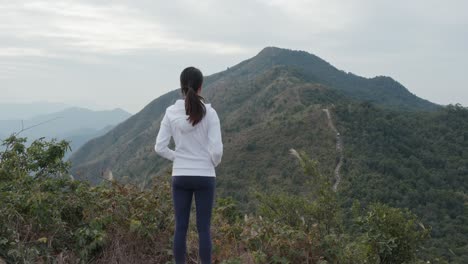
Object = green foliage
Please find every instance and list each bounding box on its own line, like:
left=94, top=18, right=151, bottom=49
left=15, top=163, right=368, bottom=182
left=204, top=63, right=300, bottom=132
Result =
left=258, top=150, right=340, bottom=236
left=0, top=135, right=174, bottom=263
left=336, top=102, right=468, bottom=262
left=0, top=135, right=71, bottom=180
left=0, top=136, right=433, bottom=263
left=353, top=203, right=430, bottom=263
left=234, top=150, right=430, bottom=263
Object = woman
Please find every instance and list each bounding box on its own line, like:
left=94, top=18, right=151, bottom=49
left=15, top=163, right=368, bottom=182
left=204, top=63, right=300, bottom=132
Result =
left=155, top=66, right=223, bottom=264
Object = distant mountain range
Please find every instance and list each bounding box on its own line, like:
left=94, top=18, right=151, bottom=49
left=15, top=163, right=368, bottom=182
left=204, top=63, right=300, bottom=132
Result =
left=0, top=107, right=131, bottom=157
left=0, top=102, right=70, bottom=120
left=69, top=47, right=466, bottom=261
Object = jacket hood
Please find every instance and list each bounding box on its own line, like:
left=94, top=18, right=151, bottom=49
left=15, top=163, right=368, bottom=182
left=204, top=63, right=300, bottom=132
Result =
left=169, top=99, right=212, bottom=133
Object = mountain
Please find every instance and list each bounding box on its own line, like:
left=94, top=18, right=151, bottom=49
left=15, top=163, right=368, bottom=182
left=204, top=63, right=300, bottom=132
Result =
left=65, top=125, right=115, bottom=153
left=0, top=107, right=131, bottom=157
left=70, top=65, right=345, bottom=186
left=70, top=47, right=439, bottom=186
left=218, top=47, right=440, bottom=111
left=70, top=47, right=466, bottom=261
left=0, top=102, right=70, bottom=120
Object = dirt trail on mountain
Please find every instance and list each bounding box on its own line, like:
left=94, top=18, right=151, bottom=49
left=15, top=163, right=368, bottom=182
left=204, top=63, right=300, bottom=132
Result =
left=322, top=108, right=343, bottom=192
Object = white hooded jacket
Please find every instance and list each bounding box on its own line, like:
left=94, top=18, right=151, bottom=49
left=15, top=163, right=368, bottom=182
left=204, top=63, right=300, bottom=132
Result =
left=155, top=99, right=223, bottom=177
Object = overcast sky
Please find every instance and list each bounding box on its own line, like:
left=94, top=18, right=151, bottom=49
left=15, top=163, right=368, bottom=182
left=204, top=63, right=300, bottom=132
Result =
left=1, top=0, right=467, bottom=113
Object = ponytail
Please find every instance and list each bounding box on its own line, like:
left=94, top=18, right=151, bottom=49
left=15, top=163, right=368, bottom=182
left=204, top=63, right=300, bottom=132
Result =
left=180, top=67, right=206, bottom=126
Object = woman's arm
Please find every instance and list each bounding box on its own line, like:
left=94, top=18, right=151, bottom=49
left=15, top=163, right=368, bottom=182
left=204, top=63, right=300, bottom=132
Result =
left=207, top=110, right=223, bottom=167
left=155, top=112, right=175, bottom=161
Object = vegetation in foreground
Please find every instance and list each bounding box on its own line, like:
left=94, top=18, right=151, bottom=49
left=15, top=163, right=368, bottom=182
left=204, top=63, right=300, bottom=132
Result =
left=1, top=136, right=437, bottom=263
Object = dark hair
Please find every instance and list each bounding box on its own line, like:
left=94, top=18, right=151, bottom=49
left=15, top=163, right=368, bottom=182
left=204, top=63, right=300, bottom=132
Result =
left=180, top=66, right=206, bottom=126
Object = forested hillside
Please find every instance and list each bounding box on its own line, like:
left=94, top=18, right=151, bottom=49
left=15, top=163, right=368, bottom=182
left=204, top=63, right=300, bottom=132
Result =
left=335, top=102, right=468, bottom=262
left=70, top=47, right=437, bottom=194
left=70, top=65, right=348, bottom=201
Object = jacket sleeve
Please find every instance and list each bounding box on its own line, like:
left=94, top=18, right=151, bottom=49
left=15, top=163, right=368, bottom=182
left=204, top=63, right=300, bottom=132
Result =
left=155, top=111, right=175, bottom=161
left=207, top=110, right=223, bottom=167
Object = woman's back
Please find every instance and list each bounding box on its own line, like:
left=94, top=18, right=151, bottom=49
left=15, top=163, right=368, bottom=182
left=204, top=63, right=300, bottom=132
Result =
left=156, top=99, right=223, bottom=176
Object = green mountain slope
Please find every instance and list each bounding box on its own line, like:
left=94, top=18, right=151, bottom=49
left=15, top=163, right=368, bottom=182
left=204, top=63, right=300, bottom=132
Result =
left=71, top=65, right=346, bottom=196
left=219, top=47, right=440, bottom=111
left=71, top=47, right=439, bottom=187
left=336, top=102, right=468, bottom=262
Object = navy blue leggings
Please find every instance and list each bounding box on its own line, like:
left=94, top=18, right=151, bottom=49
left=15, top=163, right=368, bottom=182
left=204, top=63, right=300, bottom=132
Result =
left=171, top=176, right=215, bottom=264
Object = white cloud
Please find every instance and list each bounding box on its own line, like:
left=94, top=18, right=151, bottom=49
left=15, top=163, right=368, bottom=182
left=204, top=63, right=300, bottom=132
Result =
left=0, top=47, right=47, bottom=57
left=257, top=0, right=358, bottom=31
left=0, top=1, right=251, bottom=56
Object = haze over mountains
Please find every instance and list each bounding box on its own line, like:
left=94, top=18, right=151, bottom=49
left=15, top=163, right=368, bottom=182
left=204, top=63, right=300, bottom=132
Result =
left=0, top=106, right=131, bottom=157
left=0, top=102, right=71, bottom=120
left=69, top=47, right=467, bottom=261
